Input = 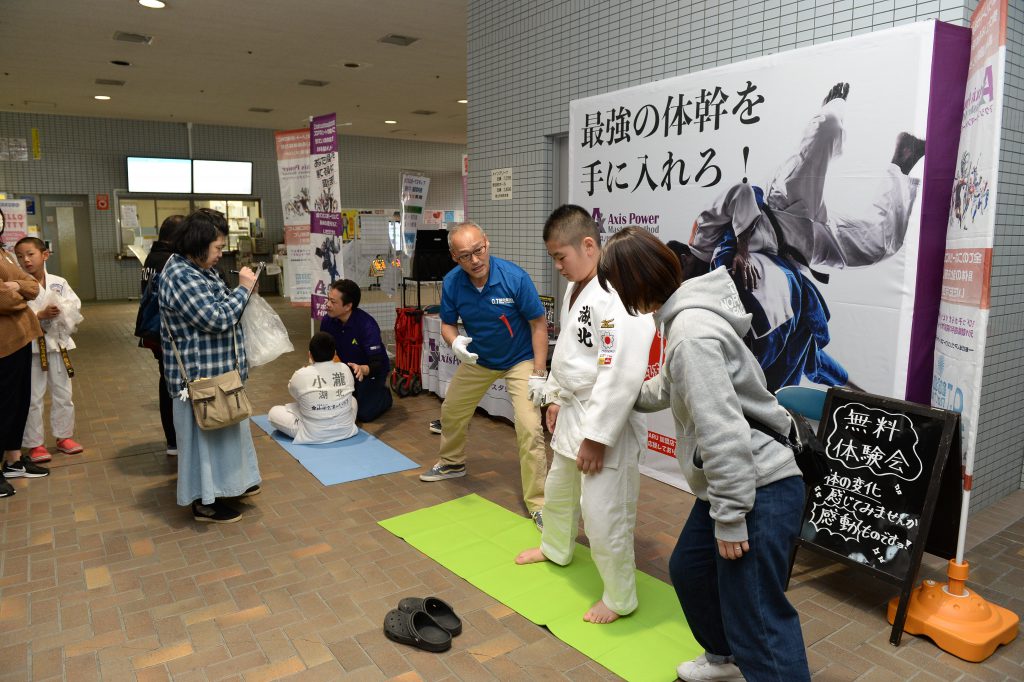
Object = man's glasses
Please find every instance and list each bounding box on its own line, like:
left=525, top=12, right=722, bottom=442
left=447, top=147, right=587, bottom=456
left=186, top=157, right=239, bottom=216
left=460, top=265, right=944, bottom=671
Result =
left=454, top=242, right=487, bottom=264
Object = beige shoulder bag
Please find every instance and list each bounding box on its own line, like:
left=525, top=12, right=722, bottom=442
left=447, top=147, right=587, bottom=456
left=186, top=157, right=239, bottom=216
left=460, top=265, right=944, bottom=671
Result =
left=167, top=322, right=252, bottom=431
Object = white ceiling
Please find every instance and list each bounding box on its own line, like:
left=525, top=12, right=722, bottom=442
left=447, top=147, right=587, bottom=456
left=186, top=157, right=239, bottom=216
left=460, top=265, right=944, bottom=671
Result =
left=1, top=0, right=468, bottom=144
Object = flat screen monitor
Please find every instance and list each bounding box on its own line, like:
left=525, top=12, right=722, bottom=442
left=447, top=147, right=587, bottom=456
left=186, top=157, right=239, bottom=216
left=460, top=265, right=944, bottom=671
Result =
left=193, top=160, right=253, bottom=194
left=126, top=156, right=192, bottom=193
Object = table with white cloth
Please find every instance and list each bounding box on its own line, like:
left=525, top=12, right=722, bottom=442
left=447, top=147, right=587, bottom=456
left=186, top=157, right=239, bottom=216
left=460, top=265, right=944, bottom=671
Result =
left=420, top=313, right=514, bottom=421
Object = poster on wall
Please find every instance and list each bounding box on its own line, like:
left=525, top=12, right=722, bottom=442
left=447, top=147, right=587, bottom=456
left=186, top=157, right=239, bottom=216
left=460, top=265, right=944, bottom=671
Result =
left=275, top=128, right=313, bottom=304
left=569, top=21, right=969, bottom=489
left=931, top=0, right=1006, bottom=484
left=400, top=173, right=430, bottom=254
left=0, top=199, right=28, bottom=250
left=309, top=113, right=343, bottom=322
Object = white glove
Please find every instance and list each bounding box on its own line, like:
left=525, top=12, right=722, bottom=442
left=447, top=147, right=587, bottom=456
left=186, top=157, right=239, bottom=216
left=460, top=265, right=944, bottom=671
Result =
left=528, top=374, right=548, bottom=406
left=451, top=335, right=478, bottom=365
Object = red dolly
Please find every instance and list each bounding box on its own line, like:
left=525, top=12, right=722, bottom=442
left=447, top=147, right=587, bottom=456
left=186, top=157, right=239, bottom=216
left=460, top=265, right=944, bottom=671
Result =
left=390, top=307, right=424, bottom=397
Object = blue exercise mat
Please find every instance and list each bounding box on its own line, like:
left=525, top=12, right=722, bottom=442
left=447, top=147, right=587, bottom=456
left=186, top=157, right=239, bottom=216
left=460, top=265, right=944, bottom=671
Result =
left=251, top=415, right=419, bottom=485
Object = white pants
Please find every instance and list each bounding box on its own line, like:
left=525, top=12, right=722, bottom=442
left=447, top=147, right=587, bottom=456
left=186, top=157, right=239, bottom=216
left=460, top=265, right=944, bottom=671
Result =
left=268, top=404, right=301, bottom=440
left=767, top=100, right=919, bottom=268
left=540, top=444, right=641, bottom=615
left=23, top=351, right=75, bottom=447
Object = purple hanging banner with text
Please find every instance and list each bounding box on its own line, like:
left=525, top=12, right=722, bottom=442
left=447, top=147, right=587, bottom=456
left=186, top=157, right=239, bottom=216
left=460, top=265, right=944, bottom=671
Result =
left=309, top=113, right=342, bottom=321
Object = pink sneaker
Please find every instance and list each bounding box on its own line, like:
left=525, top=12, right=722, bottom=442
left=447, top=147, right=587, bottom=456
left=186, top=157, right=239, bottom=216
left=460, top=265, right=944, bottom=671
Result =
left=28, top=446, right=52, bottom=463
left=56, top=438, right=84, bottom=455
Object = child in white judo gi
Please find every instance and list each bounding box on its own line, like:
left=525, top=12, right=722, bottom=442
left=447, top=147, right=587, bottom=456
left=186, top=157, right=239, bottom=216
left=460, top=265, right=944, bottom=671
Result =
left=516, top=205, right=655, bottom=624
left=14, top=237, right=85, bottom=462
left=268, top=331, right=358, bottom=444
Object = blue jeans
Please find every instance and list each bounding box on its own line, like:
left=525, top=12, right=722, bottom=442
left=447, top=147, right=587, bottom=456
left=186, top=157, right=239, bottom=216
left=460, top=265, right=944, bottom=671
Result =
left=669, top=476, right=810, bottom=682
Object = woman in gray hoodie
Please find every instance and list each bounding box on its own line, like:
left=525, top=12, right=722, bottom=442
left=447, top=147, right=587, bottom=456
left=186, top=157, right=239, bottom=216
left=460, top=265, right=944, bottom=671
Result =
left=598, top=227, right=809, bottom=682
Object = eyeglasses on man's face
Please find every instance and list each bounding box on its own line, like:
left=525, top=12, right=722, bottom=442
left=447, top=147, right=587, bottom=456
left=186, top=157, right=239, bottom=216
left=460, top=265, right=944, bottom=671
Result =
left=454, top=242, right=488, bottom=264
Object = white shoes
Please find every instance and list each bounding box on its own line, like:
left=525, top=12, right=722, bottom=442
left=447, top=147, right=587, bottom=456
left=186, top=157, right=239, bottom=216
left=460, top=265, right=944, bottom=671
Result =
left=677, top=654, right=745, bottom=681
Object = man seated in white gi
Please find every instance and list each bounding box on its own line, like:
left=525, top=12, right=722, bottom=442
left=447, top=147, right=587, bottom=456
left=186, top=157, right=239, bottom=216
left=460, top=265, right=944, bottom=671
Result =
left=268, top=332, right=358, bottom=444
left=516, top=205, right=655, bottom=624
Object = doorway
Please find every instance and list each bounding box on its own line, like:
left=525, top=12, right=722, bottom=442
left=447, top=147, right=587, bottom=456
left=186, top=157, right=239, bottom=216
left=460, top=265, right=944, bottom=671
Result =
left=38, top=195, right=96, bottom=300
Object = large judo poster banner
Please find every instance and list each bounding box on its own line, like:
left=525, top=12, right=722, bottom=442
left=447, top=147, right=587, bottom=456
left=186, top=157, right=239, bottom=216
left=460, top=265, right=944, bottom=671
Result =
left=932, top=0, right=1006, bottom=487
left=309, top=113, right=343, bottom=322
left=569, top=22, right=969, bottom=489
left=274, top=129, right=312, bottom=304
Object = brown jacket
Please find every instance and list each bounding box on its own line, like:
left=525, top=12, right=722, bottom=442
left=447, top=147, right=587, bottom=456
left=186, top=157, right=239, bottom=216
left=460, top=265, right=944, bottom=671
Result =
left=0, top=247, right=43, bottom=358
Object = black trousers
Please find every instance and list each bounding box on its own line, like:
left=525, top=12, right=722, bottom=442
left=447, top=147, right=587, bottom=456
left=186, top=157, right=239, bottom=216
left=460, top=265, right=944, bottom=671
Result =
left=0, top=342, right=33, bottom=452
left=156, top=352, right=177, bottom=448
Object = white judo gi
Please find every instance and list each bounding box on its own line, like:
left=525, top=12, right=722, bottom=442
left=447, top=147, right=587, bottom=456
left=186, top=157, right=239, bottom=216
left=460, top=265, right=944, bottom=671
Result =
left=540, top=278, right=655, bottom=615
left=268, top=360, right=358, bottom=444
left=23, top=273, right=82, bottom=448
left=689, top=98, right=920, bottom=270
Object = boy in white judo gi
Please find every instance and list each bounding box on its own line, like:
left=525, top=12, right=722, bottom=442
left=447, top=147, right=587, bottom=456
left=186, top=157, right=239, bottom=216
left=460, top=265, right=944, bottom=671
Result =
left=516, top=205, right=655, bottom=624
left=268, top=332, right=358, bottom=444
left=14, top=237, right=84, bottom=463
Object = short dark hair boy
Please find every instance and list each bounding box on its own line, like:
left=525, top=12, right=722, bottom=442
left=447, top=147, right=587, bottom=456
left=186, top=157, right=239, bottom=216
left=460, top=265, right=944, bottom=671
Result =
left=543, top=204, right=600, bottom=246
left=309, top=331, right=337, bottom=363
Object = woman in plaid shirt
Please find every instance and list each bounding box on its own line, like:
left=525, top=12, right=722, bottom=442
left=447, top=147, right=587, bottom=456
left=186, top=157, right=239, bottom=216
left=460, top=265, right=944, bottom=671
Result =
left=160, top=209, right=261, bottom=523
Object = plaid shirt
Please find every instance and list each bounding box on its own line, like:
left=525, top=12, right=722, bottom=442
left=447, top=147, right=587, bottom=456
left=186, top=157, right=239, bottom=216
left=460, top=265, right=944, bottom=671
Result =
left=159, top=254, right=249, bottom=393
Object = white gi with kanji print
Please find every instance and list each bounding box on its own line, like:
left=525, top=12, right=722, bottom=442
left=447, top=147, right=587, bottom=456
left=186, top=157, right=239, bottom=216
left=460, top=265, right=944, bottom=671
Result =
left=268, top=360, right=357, bottom=444
left=23, top=273, right=82, bottom=447
left=540, top=277, right=655, bottom=615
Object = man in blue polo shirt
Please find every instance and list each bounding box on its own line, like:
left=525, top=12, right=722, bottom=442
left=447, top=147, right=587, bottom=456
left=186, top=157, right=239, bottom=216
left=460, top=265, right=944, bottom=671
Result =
left=320, top=279, right=393, bottom=422
left=419, top=222, right=548, bottom=529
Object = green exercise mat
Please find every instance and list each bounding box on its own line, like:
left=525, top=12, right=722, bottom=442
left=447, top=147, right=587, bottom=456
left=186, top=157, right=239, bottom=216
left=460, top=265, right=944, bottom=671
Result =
left=379, top=494, right=702, bottom=682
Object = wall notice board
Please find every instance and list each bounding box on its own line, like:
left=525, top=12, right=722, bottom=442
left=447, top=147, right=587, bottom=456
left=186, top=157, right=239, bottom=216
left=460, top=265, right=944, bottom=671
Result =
left=796, top=387, right=962, bottom=645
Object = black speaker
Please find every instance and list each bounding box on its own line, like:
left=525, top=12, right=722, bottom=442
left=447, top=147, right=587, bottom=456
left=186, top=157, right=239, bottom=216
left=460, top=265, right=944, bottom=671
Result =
left=411, top=230, right=455, bottom=281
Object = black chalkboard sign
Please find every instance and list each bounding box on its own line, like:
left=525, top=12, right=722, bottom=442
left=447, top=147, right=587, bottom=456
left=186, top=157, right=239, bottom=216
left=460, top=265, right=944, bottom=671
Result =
left=793, top=387, right=962, bottom=645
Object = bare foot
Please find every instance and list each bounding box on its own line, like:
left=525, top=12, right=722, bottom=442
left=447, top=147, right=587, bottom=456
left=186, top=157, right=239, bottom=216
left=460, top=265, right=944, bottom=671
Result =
left=515, top=547, right=547, bottom=565
left=583, top=599, right=620, bottom=624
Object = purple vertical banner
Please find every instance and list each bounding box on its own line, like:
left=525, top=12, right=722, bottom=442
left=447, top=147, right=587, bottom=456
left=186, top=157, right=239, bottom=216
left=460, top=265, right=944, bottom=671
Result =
left=309, top=113, right=342, bottom=321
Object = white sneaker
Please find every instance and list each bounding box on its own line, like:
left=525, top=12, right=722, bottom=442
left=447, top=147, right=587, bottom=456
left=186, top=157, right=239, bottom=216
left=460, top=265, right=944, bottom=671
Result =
left=676, top=654, right=745, bottom=681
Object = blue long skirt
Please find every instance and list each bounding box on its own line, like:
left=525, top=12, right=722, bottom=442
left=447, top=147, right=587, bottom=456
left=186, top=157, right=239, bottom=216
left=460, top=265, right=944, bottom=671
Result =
left=172, top=399, right=262, bottom=506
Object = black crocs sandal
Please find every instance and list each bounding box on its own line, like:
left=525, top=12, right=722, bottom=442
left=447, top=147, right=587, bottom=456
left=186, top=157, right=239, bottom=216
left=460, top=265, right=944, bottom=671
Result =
left=397, top=596, right=462, bottom=636
left=383, top=608, right=451, bottom=652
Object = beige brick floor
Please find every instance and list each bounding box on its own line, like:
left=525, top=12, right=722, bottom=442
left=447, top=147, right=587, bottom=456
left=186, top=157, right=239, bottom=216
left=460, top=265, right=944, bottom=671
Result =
left=0, top=297, right=1020, bottom=681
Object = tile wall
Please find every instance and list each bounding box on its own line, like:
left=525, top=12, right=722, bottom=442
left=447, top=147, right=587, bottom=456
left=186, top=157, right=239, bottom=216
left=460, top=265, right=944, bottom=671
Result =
left=466, top=0, right=1024, bottom=509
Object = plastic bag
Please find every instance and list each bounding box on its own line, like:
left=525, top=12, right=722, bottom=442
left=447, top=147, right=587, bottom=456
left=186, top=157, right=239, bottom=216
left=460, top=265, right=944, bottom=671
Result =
left=241, top=293, right=293, bottom=367
left=37, top=289, right=83, bottom=345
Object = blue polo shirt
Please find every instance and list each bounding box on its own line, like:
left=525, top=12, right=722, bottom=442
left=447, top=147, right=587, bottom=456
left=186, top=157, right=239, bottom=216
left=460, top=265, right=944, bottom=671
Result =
left=440, top=255, right=545, bottom=371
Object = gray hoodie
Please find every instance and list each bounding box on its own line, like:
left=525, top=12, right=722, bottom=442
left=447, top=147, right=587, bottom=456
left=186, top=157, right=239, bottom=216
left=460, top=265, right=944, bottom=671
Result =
left=636, top=266, right=802, bottom=543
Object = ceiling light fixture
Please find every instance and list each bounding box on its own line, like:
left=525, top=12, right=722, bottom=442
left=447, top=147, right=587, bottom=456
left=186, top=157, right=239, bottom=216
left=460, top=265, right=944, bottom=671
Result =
left=94, top=95, right=111, bottom=100
left=110, top=60, right=131, bottom=67
left=457, top=99, right=467, bottom=104
left=298, top=79, right=330, bottom=87
left=138, top=0, right=166, bottom=8
left=384, top=120, right=398, bottom=124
